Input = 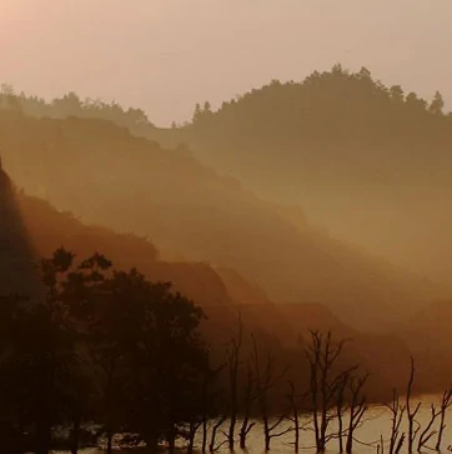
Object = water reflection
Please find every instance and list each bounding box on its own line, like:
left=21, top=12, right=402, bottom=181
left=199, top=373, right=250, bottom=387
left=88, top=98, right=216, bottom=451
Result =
left=53, top=395, right=452, bottom=454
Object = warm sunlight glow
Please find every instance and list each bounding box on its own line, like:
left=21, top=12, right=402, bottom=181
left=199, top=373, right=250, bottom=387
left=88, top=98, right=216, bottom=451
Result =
left=1, top=3, right=452, bottom=453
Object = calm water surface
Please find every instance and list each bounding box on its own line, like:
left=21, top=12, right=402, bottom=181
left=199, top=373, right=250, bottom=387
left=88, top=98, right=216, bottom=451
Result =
left=54, top=395, right=452, bottom=454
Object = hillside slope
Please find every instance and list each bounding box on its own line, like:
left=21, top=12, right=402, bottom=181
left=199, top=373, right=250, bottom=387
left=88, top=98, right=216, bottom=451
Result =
left=147, top=67, right=452, bottom=285
left=0, top=111, right=443, bottom=326
left=2, top=163, right=448, bottom=395
left=0, top=165, right=39, bottom=295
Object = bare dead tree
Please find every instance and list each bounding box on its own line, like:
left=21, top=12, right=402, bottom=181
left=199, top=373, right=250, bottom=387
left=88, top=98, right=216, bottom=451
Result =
left=286, top=380, right=302, bottom=451
left=395, top=433, right=406, bottom=454
left=336, top=373, right=349, bottom=453
left=345, top=373, right=369, bottom=454
left=201, top=416, right=208, bottom=453
left=251, top=334, right=291, bottom=451
left=225, top=316, right=243, bottom=451
left=187, top=420, right=203, bottom=454
left=239, top=361, right=257, bottom=449
left=417, top=403, right=440, bottom=452
left=305, top=330, right=355, bottom=453
left=200, top=359, right=225, bottom=454
left=209, top=415, right=227, bottom=452
left=385, top=388, right=406, bottom=454
left=436, top=387, right=452, bottom=451
left=406, top=357, right=421, bottom=454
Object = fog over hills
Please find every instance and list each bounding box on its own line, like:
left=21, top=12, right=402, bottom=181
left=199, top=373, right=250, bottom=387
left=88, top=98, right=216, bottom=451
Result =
left=2, top=161, right=447, bottom=399
left=0, top=106, right=443, bottom=328
left=3, top=4, right=452, bottom=451
left=148, top=67, right=452, bottom=286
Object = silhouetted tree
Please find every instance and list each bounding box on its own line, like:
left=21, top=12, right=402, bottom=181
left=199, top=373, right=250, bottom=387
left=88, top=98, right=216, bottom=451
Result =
left=225, top=317, right=243, bottom=450
left=435, top=387, right=452, bottom=451
left=239, top=361, right=257, bottom=449
left=417, top=404, right=440, bottom=452
left=305, top=331, right=355, bottom=453
left=345, top=373, right=369, bottom=454
left=250, top=334, right=290, bottom=451
left=286, top=380, right=302, bottom=452
left=385, top=389, right=406, bottom=454
left=429, top=91, right=445, bottom=115
left=406, top=357, right=421, bottom=454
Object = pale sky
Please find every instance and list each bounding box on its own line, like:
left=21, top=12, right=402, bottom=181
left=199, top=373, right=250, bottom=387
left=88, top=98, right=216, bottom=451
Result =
left=1, top=0, right=451, bottom=126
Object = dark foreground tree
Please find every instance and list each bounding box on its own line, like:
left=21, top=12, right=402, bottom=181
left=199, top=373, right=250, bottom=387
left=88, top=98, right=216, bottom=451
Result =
left=0, top=248, right=212, bottom=454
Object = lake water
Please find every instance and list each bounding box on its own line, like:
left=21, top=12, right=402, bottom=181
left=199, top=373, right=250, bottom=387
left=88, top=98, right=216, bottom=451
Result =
left=52, top=394, right=452, bottom=454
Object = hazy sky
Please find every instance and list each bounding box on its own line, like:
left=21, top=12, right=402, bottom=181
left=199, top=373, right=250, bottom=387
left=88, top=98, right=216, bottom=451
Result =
left=1, top=0, right=451, bottom=126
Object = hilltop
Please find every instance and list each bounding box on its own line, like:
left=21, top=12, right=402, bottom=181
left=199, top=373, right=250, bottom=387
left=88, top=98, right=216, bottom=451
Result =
left=144, top=66, right=452, bottom=285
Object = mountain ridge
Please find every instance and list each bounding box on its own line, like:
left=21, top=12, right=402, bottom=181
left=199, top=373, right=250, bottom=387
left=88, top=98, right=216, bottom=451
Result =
left=0, top=95, right=446, bottom=326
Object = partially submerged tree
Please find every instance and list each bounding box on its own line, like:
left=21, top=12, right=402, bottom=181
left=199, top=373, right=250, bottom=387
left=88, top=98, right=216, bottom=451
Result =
left=286, top=380, right=303, bottom=452
left=436, top=387, right=452, bottom=451
left=305, top=330, right=357, bottom=453
left=417, top=404, right=440, bottom=452
left=345, top=373, right=369, bottom=454
left=225, top=317, right=243, bottom=451
left=386, top=389, right=406, bottom=454
left=250, top=334, right=291, bottom=451
left=239, top=361, right=257, bottom=449
left=406, top=357, right=421, bottom=454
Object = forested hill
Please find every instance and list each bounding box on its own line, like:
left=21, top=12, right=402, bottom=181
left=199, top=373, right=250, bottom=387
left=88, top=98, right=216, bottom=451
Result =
left=0, top=108, right=444, bottom=327
left=149, top=66, right=452, bottom=285
left=4, top=68, right=452, bottom=283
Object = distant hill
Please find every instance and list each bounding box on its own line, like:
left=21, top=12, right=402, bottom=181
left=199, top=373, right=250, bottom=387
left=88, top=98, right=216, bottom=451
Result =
left=389, top=299, right=452, bottom=392
left=2, top=162, right=449, bottom=396
left=144, top=66, right=452, bottom=285
left=0, top=109, right=443, bottom=327
left=15, top=188, right=234, bottom=309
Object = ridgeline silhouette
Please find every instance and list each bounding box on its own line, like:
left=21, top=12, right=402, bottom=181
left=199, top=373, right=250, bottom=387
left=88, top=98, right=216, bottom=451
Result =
left=0, top=158, right=39, bottom=296
left=149, top=66, right=452, bottom=286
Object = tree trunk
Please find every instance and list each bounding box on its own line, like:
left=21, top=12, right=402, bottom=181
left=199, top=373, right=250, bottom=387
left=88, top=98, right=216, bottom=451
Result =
left=70, top=411, right=81, bottom=454
left=168, top=424, right=176, bottom=454
left=106, top=431, right=114, bottom=454
left=345, top=430, right=353, bottom=454
left=239, top=414, right=252, bottom=448
left=187, top=425, right=195, bottom=454
left=145, top=432, right=159, bottom=453
left=209, top=416, right=226, bottom=452
left=201, top=418, right=208, bottom=453
left=35, top=418, right=51, bottom=454
left=263, top=413, right=270, bottom=451
left=293, top=411, right=299, bottom=452
left=337, top=407, right=344, bottom=453
left=228, top=411, right=237, bottom=450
